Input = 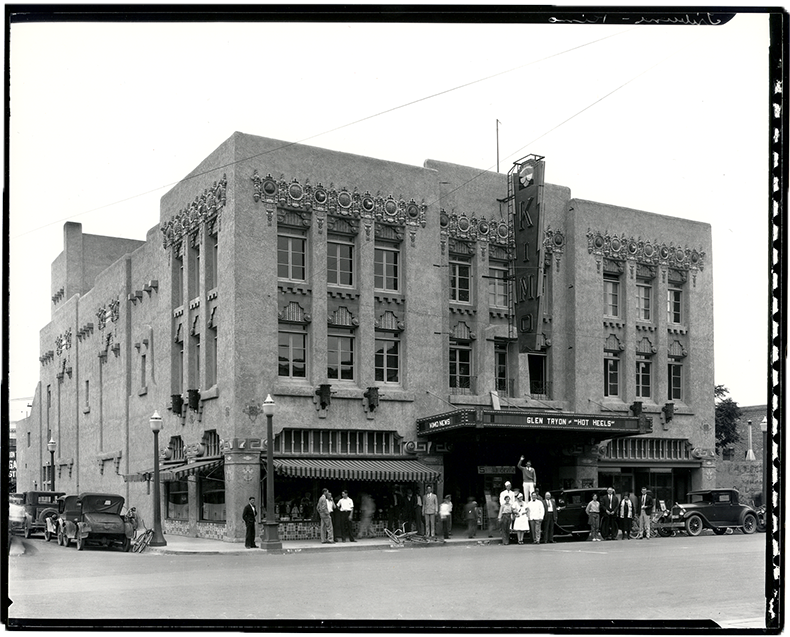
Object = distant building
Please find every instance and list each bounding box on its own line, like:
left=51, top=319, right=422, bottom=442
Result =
left=9, top=421, right=17, bottom=493
left=717, top=404, right=769, bottom=505
left=16, top=132, right=715, bottom=542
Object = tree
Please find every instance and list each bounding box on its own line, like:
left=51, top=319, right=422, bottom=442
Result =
left=715, top=384, right=742, bottom=454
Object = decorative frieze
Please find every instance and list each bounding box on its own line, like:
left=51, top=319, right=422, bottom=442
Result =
left=587, top=229, right=706, bottom=272
left=161, top=175, right=227, bottom=250
left=375, top=310, right=404, bottom=332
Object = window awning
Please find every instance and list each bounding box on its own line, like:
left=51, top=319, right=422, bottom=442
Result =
left=123, top=458, right=223, bottom=483
left=272, top=458, right=440, bottom=482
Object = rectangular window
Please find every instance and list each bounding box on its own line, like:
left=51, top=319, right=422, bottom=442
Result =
left=166, top=480, right=189, bottom=520
left=279, top=327, right=307, bottom=378
left=189, top=243, right=200, bottom=300
left=141, top=354, right=147, bottom=388
left=173, top=255, right=184, bottom=307
left=449, top=343, right=473, bottom=392
left=375, top=334, right=400, bottom=383
left=199, top=473, right=225, bottom=522
left=528, top=353, right=548, bottom=398
left=604, top=357, right=620, bottom=397
left=667, top=287, right=683, bottom=324
left=494, top=341, right=509, bottom=392
left=636, top=357, right=652, bottom=398
left=278, top=232, right=306, bottom=281
left=190, top=334, right=200, bottom=389
left=668, top=362, right=683, bottom=401
left=637, top=283, right=652, bottom=321
left=375, top=244, right=400, bottom=292
left=327, top=236, right=354, bottom=287
left=450, top=258, right=472, bottom=303
left=206, top=326, right=218, bottom=387
left=327, top=331, right=355, bottom=380
left=84, top=379, right=90, bottom=406
left=604, top=275, right=620, bottom=317
left=488, top=262, right=509, bottom=308
left=206, top=233, right=218, bottom=291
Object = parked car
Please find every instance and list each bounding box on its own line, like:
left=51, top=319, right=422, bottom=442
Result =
left=678, top=488, right=758, bottom=536
left=50, top=493, right=134, bottom=551
left=17, top=491, right=65, bottom=538
left=9, top=495, right=26, bottom=540
left=550, top=487, right=609, bottom=539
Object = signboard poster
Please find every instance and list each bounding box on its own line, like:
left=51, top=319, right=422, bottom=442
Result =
left=512, top=156, right=545, bottom=352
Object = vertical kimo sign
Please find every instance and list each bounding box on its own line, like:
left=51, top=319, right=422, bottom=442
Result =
left=512, top=156, right=545, bottom=352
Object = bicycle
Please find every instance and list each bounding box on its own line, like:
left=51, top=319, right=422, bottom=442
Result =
left=131, top=523, right=154, bottom=553
left=384, top=524, right=432, bottom=545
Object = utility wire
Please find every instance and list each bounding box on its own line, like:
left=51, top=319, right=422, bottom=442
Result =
left=11, top=27, right=639, bottom=240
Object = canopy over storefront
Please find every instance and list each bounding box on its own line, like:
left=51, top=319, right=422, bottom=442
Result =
left=271, top=458, right=441, bottom=482
left=124, top=458, right=223, bottom=483
left=417, top=408, right=651, bottom=440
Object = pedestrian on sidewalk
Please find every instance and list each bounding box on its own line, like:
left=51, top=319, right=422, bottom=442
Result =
left=618, top=490, right=634, bottom=539
left=486, top=492, right=499, bottom=537
left=317, top=488, right=335, bottom=544
left=512, top=494, right=529, bottom=544
left=463, top=497, right=478, bottom=538
left=525, top=491, right=545, bottom=544
left=499, top=495, right=513, bottom=545
left=338, top=490, right=356, bottom=542
left=541, top=491, right=558, bottom=543
left=422, top=485, right=439, bottom=537
left=440, top=494, right=453, bottom=539
left=242, top=497, right=258, bottom=549
left=586, top=493, right=602, bottom=541
left=357, top=493, right=376, bottom=538
left=601, top=487, right=620, bottom=540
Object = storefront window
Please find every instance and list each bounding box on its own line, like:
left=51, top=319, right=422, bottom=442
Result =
left=199, top=472, right=225, bottom=522
left=166, top=480, right=189, bottom=520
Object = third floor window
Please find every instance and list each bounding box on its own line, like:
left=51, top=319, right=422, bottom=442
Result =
left=278, top=232, right=306, bottom=281
left=328, top=236, right=354, bottom=287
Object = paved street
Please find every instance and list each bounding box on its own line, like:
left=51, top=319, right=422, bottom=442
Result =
left=7, top=532, right=768, bottom=628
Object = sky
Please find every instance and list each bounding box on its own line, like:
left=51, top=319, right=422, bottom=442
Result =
left=7, top=11, right=773, bottom=413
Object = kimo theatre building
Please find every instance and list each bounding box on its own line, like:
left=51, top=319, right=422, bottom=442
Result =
left=417, top=407, right=653, bottom=505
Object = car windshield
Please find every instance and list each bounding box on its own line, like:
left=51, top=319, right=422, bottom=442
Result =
left=80, top=495, right=124, bottom=514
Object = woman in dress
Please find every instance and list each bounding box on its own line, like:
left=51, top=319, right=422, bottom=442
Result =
left=586, top=493, right=603, bottom=541
left=513, top=493, right=530, bottom=544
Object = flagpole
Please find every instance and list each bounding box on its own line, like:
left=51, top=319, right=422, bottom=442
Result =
left=496, top=119, right=500, bottom=173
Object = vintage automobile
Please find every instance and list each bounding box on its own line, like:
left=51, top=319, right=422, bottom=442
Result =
left=677, top=488, right=758, bottom=536
left=550, top=487, right=610, bottom=539
left=48, top=492, right=134, bottom=551
left=9, top=494, right=26, bottom=539
left=17, top=491, right=65, bottom=538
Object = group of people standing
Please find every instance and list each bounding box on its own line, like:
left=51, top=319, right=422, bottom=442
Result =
left=495, top=479, right=558, bottom=545
left=316, top=488, right=358, bottom=544
left=585, top=486, right=656, bottom=541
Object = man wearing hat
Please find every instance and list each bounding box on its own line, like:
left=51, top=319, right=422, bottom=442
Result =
left=499, top=481, right=516, bottom=506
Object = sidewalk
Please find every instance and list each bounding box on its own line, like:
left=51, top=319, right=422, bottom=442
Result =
left=146, top=529, right=502, bottom=555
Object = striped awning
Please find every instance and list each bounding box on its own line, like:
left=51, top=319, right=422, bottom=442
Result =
left=123, top=458, right=223, bottom=483
left=272, top=458, right=440, bottom=482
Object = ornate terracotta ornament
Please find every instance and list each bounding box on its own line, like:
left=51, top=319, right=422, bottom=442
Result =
left=586, top=229, right=705, bottom=272
left=161, top=175, right=227, bottom=250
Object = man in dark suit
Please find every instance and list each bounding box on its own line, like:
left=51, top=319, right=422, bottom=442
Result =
left=242, top=496, right=258, bottom=548
left=637, top=487, right=654, bottom=539
left=601, top=487, right=620, bottom=540
left=541, top=491, right=558, bottom=543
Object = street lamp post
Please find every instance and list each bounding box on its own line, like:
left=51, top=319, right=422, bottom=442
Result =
left=745, top=419, right=756, bottom=461
left=149, top=411, right=167, bottom=547
left=260, top=395, right=282, bottom=550
left=760, top=416, right=769, bottom=508
left=47, top=438, right=56, bottom=492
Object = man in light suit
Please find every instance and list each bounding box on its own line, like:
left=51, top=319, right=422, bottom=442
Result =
left=637, top=487, right=654, bottom=539
left=601, top=487, right=620, bottom=540
left=242, top=496, right=258, bottom=549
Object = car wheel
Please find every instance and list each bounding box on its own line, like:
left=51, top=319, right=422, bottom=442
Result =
left=76, top=535, right=84, bottom=551
left=742, top=513, right=757, bottom=534
left=658, top=527, right=672, bottom=537
left=713, top=527, right=727, bottom=535
left=685, top=515, right=704, bottom=537
left=122, top=536, right=131, bottom=552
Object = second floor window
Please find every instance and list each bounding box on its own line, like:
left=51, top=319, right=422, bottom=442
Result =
left=604, top=356, right=620, bottom=397
left=494, top=341, right=509, bottom=392
left=636, top=356, right=652, bottom=398
left=278, top=232, right=306, bottom=281
left=604, top=275, right=620, bottom=318
left=278, top=327, right=307, bottom=378
left=668, top=287, right=683, bottom=324
left=375, top=244, right=400, bottom=292
left=328, top=236, right=354, bottom=287
left=450, top=258, right=472, bottom=303
left=375, top=334, right=400, bottom=383
left=449, top=342, right=473, bottom=392
left=668, top=361, right=683, bottom=401
left=328, top=331, right=354, bottom=380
